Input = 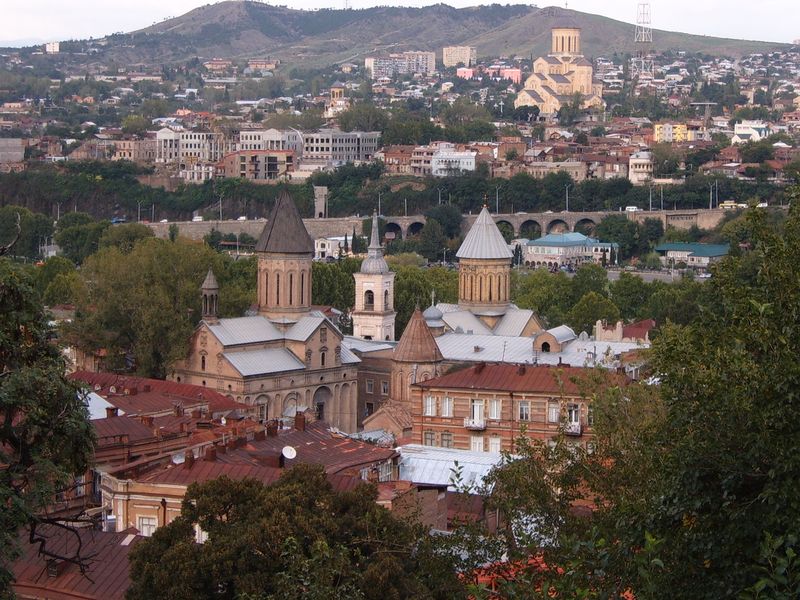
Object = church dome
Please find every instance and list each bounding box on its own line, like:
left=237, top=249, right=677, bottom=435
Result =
left=360, top=254, right=389, bottom=274
left=423, top=304, right=443, bottom=321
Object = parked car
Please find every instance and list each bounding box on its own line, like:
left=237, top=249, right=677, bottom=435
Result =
left=192, top=216, right=204, bottom=222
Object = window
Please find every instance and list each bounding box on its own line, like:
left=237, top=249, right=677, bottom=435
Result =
left=424, top=395, right=436, bottom=416
left=424, top=430, right=436, bottom=446
left=440, top=431, right=454, bottom=448
left=381, top=381, right=389, bottom=396
left=200, top=355, right=206, bottom=371
left=489, top=398, right=501, bottom=420
left=518, top=401, right=531, bottom=421
left=441, top=396, right=453, bottom=418
left=470, top=398, right=484, bottom=421
left=587, top=406, right=594, bottom=427
left=138, top=516, right=157, bottom=537
left=541, top=341, right=551, bottom=353
left=366, top=379, right=374, bottom=394
left=489, top=436, right=501, bottom=453
left=320, top=327, right=327, bottom=343
left=378, top=461, right=393, bottom=482
left=567, top=403, right=581, bottom=424
left=470, top=435, right=484, bottom=452
left=320, top=352, right=326, bottom=367
left=548, top=404, right=561, bottom=424
left=366, top=402, right=374, bottom=416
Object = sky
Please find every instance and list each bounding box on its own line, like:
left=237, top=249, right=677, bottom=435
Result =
left=1, top=0, right=797, bottom=46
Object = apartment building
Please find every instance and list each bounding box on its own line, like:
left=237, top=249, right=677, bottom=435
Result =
left=365, top=51, right=436, bottom=79
left=653, top=122, right=688, bottom=143
left=442, top=46, right=477, bottom=68
left=525, top=160, right=588, bottom=182
left=218, top=150, right=295, bottom=182
left=154, top=128, right=224, bottom=165
left=238, top=128, right=303, bottom=154
left=410, top=142, right=476, bottom=176
left=112, top=138, right=156, bottom=163
left=628, top=151, right=654, bottom=185
left=412, top=363, right=622, bottom=453
left=302, top=129, right=381, bottom=165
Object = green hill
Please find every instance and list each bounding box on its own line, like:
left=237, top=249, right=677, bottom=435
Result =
left=78, top=2, right=789, bottom=69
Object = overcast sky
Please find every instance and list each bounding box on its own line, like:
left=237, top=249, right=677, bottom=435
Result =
left=1, top=1, right=796, bottom=46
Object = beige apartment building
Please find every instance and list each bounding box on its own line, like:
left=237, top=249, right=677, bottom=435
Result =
left=442, top=46, right=477, bottom=68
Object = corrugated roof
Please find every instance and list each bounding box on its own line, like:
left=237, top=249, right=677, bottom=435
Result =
left=224, top=348, right=305, bottom=377
left=456, top=207, right=513, bottom=260
left=398, top=444, right=505, bottom=490
left=255, top=189, right=314, bottom=254
left=339, top=344, right=362, bottom=365
left=394, top=309, right=444, bottom=363
left=208, top=316, right=283, bottom=346
left=11, top=526, right=141, bottom=600
left=654, top=242, right=730, bottom=257
left=493, top=308, right=536, bottom=337
left=440, top=309, right=493, bottom=336
left=527, top=232, right=593, bottom=247
left=284, top=314, right=325, bottom=341
left=342, top=336, right=396, bottom=354
left=412, top=362, right=622, bottom=395
left=546, top=325, right=577, bottom=344
left=93, top=416, right=155, bottom=443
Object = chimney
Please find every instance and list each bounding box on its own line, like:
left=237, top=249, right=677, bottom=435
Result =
left=142, top=415, right=154, bottom=428
left=179, top=422, right=187, bottom=434
left=128, top=387, right=137, bottom=396
left=259, top=453, right=281, bottom=469
left=254, top=429, right=266, bottom=441
left=105, top=406, right=118, bottom=418
left=266, top=422, right=278, bottom=437
left=184, top=450, right=195, bottom=469
left=216, top=443, right=226, bottom=454
left=518, top=364, right=526, bottom=376
left=174, top=404, right=183, bottom=417
left=227, top=438, right=237, bottom=450
left=294, top=412, right=306, bottom=431
left=204, top=446, right=216, bottom=462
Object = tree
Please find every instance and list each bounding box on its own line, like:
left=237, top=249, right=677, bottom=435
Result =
left=609, top=272, right=653, bottom=321
left=337, top=103, right=388, bottom=133
left=127, top=465, right=463, bottom=600
left=570, top=263, right=609, bottom=304
left=0, top=259, right=95, bottom=592
left=424, top=205, right=463, bottom=239
left=417, top=219, right=447, bottom=263
left=55, top=219, right=111, bottom=265
left=567, top=291, right=620, bottom=334
left=66, top=238, right=228, bottom=377
left=0, top=206, right=54, bottom=260
left=121, top=114, right=150, bottom=136
left=596, top=215, right=640, bottom=259
left=99, top=222, right=155, bottom=254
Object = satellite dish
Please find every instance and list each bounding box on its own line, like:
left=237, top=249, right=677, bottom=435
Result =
left=281, top=446, right=297, bottom=460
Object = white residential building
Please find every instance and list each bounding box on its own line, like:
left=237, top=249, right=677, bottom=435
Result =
left=302, top=129, right=381, bottom=166
left=732, top=120, right=771, bottom=144
left=628, top=151, right=653, bottom=185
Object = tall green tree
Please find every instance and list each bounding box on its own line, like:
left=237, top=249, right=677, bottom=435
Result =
left=567, top=291, right=620, bottom=334
left=0, top=259, right=95, bottom=592
left=127, top=465, right=463, bottom=600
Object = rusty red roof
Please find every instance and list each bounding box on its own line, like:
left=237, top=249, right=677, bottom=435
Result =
left=413, top=363, right=626, bottom=395
left=93, top=416, right=155, bottom=443
left=11, top=526, right=142, bottom=600
left=70, top=371, right=249, bottom=417
left=622, top=319, right=656, bottom=341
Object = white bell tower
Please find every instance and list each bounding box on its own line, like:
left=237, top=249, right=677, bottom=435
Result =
left=353, top=211, right=396, bottom=341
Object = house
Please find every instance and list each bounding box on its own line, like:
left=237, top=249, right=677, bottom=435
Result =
left=654, top=242, right=730, bottom=269
left=411, top=363, right=626, bottom=453
left=524, top=232, right=618, bottom=268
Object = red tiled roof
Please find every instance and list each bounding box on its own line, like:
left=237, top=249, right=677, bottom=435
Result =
left=413, top=363, right=626, bottom=395
left=622, top=319, right=656, bottom=340
left=12, top=526, right=142, bottom=600
left=70, top=371, right=248, bottom=417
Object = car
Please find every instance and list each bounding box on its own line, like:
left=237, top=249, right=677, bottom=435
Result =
left=160, top=219, right=169, bottom=223
left=237, top=216, right=248, bottom=221
left=698, top=272, right=712, bottom=279
left=625, top=206, right=641, bottom=212
left=191, top=216, right=204, bottom=222
left=110, top=217, right=127, bottom=224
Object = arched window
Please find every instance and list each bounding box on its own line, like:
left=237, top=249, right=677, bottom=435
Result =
left=201, top=355, right=206, bottom=371
left=541, top=342, right=551, bottom=353
left=498, top=275, right=502, bottom=300
left=265, top=272, right=269, bottom=306
left=275, top=273, right=280, bottom=305
left=479, top=276, right=483, bottom=301
left=300, top=272, right=305, bottom=305
left=488, top=275, right=493, bottom=301
left=384, top=289, right=390, bottom=311
left=202, top=294, right=208, bottom=315
left=289, top=274, right=294, bottom=306
left=320, top=351, right=326, bottom=367
left=364, top=290, right=374, bottom=310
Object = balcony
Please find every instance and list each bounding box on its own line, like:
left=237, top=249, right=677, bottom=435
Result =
left=564, top=421, right=582, bottom=436
left=463, top=417, right=486, bottom=431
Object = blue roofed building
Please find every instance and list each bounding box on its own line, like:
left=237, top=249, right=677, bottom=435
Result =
left=654, top=242, right=730, bottom=270
left=523, top=232, right=618, bottom=268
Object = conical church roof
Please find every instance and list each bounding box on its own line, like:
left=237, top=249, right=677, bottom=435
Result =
left=456, top=207, right=513, bottom=260
left=255, top=190, right=314, bottom=254
left=201, top=267, right=219, bottom=290
left=394, top=309, right=443, bottom=363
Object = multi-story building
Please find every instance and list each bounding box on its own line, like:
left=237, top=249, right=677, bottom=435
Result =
left=301, top=129, right=381, bottom=165
left=628, top=151, right=653, bottom=185
left=112, top=138, right=156, bottom=163
left=238, top=128, right=304, bottom=154
left=410, top=142, right=476, bottom=177
left=365, top=51, right=436, bottom=79
left=218, top=150, right=295, bottom=183
left=523, top=232, right=618, bottom=268
left=178, top=131, right=224, bottom=165
left=525, top=160, right=587, bottom=182
left=412, top=363, right=621, bottom=453
left=442, top=46, right=477, bottom=68
left=653, top=122, right=688, bottom=143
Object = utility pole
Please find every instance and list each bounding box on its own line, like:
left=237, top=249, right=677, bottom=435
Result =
left=565, top=184, right=572, bottom=212
left=404, top=198, right=407, bottom=216
left=660, top=186, right=664, bottom=211
left=649, top=185, right=652, bottom=211
left=709, top=183, right=713, bottom=209
left=137, top=200, right=142, bottom=222
left=437, top=187, right=443, bottom=205
left=495, top=185, right=500, bottom=213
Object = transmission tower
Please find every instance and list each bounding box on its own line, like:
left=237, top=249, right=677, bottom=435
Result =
left=632, top=2, right=654, bottom=80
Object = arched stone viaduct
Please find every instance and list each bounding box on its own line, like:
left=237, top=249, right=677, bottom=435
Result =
left=148, top=209, right=731, bottom=242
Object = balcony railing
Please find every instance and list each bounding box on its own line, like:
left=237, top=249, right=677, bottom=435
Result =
left=564, top=421, right=582, bottom=436
left=464, top=417, right=486, bottom=431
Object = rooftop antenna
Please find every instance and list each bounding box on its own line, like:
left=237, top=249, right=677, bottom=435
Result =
left=632, top=3, right=654, bottom=81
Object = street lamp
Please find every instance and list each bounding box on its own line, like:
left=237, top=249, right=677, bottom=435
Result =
left=565, top=184, right=572, bottom=212
left=437, top=187, right=444, bottom=205
left=495, top=185, right=502, bottom=213
left=137, top=200, right=142, bottom=222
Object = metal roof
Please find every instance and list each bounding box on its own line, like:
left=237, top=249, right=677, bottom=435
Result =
left=492, top=308, right=536, bottom=337
left=546, top=325, right=577, bottom=344
left=654, top=242, right=730, bottom=257
left=339, top=344, right=362, bottom=365
left=342, top=336, right=396, bottom=354
left=224, top=348, right=305, bottom=377
left=201, top=267, right=219, bottom=290
left=456, top=207, right=513, bottom=260
left=255, top=189, right=314, bottom=254
left=208, top=316, right=283, bottom=346
left=398, top=444, right=505, bottom=491
left=285, top=314, right=326, bottom=341
left=441, top=309, right=493, bottom=336
left=527, top=232, right=595, bottom=247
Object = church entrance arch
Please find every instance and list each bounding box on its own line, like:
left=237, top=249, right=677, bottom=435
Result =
left=313, top=386, right=332, bottom=422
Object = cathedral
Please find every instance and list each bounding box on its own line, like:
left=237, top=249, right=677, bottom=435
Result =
left=514, top=20, right=605, bottom=115
left=171, top=190, right=360, bottom=433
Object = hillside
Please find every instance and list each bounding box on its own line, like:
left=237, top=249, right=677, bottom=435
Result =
left=56, top=3, right=789, bottom=69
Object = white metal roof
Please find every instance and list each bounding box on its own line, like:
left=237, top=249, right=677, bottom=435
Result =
left=224, top=348, right=305, bottom=377
left=441, top=310, right=493, bottom=336
left=546, top=325, right=577, bottom=344
left=456, top=207, right=513, bottom=260
left=339, top=344, right=362, bottom=365
left=342, top=336, right=396, bottom=353
left=492, top=308, right=536, bottom=337
left=208, top=317, right=282, bottom=346
left=285, top=314, right=326, bottom=341
left=398, top=444, right=505, bottom=491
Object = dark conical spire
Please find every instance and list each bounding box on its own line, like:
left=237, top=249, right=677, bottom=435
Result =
left=201, top=267, right=219, bottom=321
left=394, top=309, right=443, bottom=363
left=201, top=267, right=219, bottom=291
left=255, top=190, right=314, bottom=254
